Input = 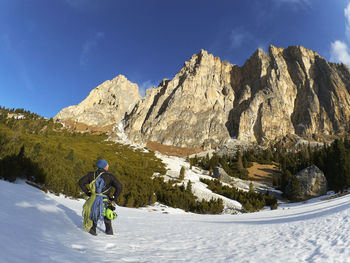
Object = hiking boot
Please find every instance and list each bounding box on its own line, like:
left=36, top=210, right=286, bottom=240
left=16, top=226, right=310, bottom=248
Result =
left=104, top=217, right=113, bottom=235
left=105, top=230, right=113, bottom=235
left=89, top=222, right=97, bottom=236
left=89, top=228, right=97, bottom=236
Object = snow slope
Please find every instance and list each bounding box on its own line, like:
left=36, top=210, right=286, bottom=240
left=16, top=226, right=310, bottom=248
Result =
left=157, top=153, right=279, bottom=208
left=1, top=179, right=350, bottom=263
left=157, top=154, right=242, bottom=211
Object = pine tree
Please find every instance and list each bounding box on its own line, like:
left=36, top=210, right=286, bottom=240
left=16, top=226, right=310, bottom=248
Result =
left=249, top=182, right=254, bottom=193
left=33, top=142, right=41, bottom=156
left=237, top=150, right=244, bottom=171
left=209, top=166, right=213, bottom=177
left=65, top=149, right=74, bottom=162
left=186, top=180, right=192, bottom=193
left=18, top=145, right=25, bottom=159
left=125, top=195, right=135, bottom=207
left=209, top=154, right=219, bottom=169
left=179, top=166, right=185, bottom=180
left=286, top=174, right=300, bottom=201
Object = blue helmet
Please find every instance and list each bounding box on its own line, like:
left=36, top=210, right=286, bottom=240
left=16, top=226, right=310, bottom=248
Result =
left=96, top=159, right=108, bottom=169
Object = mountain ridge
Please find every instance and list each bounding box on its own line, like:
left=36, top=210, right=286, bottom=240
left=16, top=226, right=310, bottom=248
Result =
left=55, top=45, right=350, bottom=148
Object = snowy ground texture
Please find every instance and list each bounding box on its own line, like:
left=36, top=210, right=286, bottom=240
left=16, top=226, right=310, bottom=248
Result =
left=157, top=154, right=243, bottom=212
left=2, top=179, right=350, bottom=263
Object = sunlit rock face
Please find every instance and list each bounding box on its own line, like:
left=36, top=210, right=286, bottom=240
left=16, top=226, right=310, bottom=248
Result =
left=56, top=46, right=350, bottom=149
left=56, top=75, right=141, bottom=128
left=124, top=46, right=350, bottom=148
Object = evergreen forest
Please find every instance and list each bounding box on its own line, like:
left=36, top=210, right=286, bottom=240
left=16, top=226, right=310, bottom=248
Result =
left=0, top=107, right=223, bottom=214
left=2, top=106, right=350, bottom=214
left=189, top=138, right=350, bottom=199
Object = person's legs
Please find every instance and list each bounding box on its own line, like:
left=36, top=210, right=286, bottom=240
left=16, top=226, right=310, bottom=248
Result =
left=89, top=221, right=97, bottom=236
left=104, top=217, right=113, bottom=235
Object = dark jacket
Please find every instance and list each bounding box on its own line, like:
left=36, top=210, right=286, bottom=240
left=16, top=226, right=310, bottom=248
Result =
left=78, top=168, right=123, bottom=201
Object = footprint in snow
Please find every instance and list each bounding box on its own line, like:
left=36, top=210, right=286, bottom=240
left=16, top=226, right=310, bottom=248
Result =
left=71, top=244, right=87, bottom=253
left=105, top=243, right=116, bottom=250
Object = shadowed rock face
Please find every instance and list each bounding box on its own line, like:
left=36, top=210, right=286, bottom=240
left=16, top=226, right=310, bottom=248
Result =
left=55, top=75, right=141, bottom=128
left=286, top=165, right=327, bottom=200
left=56, top=46, right=350, bottom=149
left=124, top=46, right=350, bottom=148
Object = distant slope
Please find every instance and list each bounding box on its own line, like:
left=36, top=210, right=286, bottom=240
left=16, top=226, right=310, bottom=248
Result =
left=2, top=179, right=350, bottom=263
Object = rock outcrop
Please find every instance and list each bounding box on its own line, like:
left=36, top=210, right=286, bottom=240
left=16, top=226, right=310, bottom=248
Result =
left=124, top=46, right=350, bottom=148
left=213, top=167, right=233, bottom=184
left=124, top=50, right=235, bottom=148
left=56, top=46, right=350, bottom=149
left=286, top=165, right=327, bottom=200
left=55, top=75, right=141, bottom=128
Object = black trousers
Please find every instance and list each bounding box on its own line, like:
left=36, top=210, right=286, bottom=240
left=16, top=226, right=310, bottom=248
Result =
left=90, top=217, right=113, bottom=235
left=104, top=217, right=113, bottom=235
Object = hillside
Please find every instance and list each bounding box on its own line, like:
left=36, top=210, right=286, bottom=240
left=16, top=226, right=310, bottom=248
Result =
left=2, top=178, right=350, bottom=263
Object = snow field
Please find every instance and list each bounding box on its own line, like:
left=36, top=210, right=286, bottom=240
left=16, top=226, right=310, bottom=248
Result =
left=2, top=179, right=350, bottom=262
left=158, top=154, right=242, bottom=211
left=1, top=152, right=350, bottom=263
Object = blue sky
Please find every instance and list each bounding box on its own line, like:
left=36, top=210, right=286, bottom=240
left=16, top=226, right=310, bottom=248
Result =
left=0, top=0, right=349, bottom=118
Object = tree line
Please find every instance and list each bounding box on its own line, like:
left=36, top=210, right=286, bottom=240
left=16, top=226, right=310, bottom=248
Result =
left=189, top=138, right=350, bottom=199
left=278, top=139, right=350, bottom=194
left=200, top=178, right=277, bottom=212
left=0, top=107, right=223, bottom=214
left=2, top=106, right=350, bottom=211
left=188, top=151, right=249, bottom=180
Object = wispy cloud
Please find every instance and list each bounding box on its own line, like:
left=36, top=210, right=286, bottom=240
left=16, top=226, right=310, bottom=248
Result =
left=330, top=41, right=350, bottom=65
left=230, top=29, right=253, bottom=49
left=230, top=28, right=265, bottom=50
left=272, top=0, right=310, bottom=7
left=63, top=0, right=110, bottom=13
left=80, top=32, right=104, bottom=69
left=1, top=34, right=34, bottom=92
left=139, top=80, right=159, bottom=97
left=270, top=0, right=311, bottom=12
left=330, top=3, right=350, bottom=67
left=230, top=28, right=269, bottom=54
left=278, top=0, right=309, bottom=3
left=63, top=0, right=86, bottom=10
left=63, top=0, right=98, bottom=12
left=345, top=3, right=350, bottom=41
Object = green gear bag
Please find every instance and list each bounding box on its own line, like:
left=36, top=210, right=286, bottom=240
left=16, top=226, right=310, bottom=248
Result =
left=82, top=172, right=104, bottom=232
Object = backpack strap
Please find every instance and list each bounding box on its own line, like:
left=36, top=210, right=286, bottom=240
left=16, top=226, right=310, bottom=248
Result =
left=93, top=171, right=105, bottom=182
left=89, top=171, right=105, bottom=195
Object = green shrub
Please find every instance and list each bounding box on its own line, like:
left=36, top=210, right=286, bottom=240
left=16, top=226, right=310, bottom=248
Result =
left=179, top=166, right=185, bottom=180
left=200, top=178, right=278, bottom=212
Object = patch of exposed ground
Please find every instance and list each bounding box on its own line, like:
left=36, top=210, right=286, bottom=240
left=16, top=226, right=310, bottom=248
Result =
left=247, top=162, right=280, bottom=186
left=58, top=119, right=113, bottom=134
left=322, top=191, right=350, bottom=200
left=146, top=141, right=204, bottom=157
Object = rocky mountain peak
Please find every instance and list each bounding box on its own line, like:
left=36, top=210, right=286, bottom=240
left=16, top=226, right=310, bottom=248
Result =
left=56, top=46, right=350, bottom=150
left=55, top=74, right=141, bottom=128
left=125, top=46, right=350, bottom=148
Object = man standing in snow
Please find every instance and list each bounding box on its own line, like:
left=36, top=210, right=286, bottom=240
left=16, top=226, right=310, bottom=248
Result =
left=78, top=159, right=123, bottom=236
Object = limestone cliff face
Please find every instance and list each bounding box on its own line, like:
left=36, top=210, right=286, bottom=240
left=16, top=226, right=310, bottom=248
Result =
left=124, top=50, right=234, bottom=148
left=55, top=46, right=350, bottom=148
left=231, top=45, right=350, bottom=144
left=124, top=46, right=350, bottom=148
left=55, top=75, right=141, bottom=128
